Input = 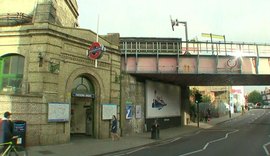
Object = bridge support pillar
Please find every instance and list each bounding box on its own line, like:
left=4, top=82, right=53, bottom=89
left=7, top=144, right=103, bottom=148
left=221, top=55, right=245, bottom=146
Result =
left=181, top=86, right=191, bottom=126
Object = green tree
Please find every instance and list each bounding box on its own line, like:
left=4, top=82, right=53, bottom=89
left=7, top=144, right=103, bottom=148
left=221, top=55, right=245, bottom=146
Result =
left=190, top=87, right=198, bottom=97
left=247, top=90, right=263, bottom=104
left=202, top=95, right=211, bottom=103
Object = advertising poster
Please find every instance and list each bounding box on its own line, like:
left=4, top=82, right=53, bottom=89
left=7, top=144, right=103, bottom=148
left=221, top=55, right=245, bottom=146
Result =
left=102, top=104, right=117, bottom=120
left=126, top=105, right=133, bottom=119
left=48, top=102, right=70, bottom=122
left=146, top=80, right=181, bottom=118
left=135, top=105, right=142, bottom=119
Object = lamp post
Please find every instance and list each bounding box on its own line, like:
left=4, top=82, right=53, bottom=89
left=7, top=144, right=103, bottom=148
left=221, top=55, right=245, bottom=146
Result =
left=170, top=17, right=189, bottom=54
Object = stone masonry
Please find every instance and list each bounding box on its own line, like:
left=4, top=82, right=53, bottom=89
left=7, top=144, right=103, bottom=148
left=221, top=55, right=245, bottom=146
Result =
left=0, top=0, right=121, bottom=146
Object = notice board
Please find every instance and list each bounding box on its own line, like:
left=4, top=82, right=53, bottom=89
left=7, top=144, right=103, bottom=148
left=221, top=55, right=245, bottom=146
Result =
left=48, top=102, right=70, bottom=122
left=102, top=104, right=117, bottom=120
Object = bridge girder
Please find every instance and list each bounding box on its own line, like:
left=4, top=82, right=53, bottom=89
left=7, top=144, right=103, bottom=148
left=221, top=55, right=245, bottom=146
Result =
left=131, top=73, right=270, bottom=86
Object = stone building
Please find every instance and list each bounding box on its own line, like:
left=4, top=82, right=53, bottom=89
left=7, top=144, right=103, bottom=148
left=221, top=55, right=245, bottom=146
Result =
left=0, top=0, right=121, bottom=145
left=261, top=87, right=270, bottom=105
left=0, top=0, right=188, bottom=146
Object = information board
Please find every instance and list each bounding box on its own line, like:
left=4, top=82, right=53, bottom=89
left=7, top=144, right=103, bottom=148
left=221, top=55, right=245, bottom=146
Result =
left=48, top=102, right=70, bottom=122
left=102, top=104, right=117, bottom=120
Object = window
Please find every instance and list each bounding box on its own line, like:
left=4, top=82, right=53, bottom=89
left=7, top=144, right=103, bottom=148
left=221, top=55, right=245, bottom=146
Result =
left=71, top=76, right=95, bottom=98
left=0, top=55, right=25, bottom=94
left=72, top=76, right=94, bottom=93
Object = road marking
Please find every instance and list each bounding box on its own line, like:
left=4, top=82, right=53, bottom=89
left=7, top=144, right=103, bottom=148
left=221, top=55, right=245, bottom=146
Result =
left=178, top=129, right=239, bottom=156
left=263, top=143, right=270, bottom=156
left=153, top=136, right=183, bottom=147
left=105, top=146, right=149, bottom=156
left=109, top=136, right=183, bottom=155
left=263, top=135, right=270, bottom=155
left=126, top=146, right=148, bottom=154
left=194, top=130, right=202, bottom=135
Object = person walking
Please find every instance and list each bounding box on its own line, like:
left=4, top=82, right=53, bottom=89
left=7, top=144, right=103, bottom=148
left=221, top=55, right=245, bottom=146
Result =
left=111, top=115, right=120, bottom=141
left=207, top=108, right=211, bottom=121
left=204, top=110, right=208, bottom=122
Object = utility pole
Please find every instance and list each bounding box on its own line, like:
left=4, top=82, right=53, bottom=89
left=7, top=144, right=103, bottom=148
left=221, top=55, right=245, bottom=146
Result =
left=197, top=101, right=199, bottom=128
left=170, top=16, right=189, bottom=54
left=195, top=91, right=202, bottom=128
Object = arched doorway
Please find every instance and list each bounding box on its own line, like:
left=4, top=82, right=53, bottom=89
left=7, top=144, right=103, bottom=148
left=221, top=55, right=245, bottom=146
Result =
left=70, top=76, right=95, bottom=136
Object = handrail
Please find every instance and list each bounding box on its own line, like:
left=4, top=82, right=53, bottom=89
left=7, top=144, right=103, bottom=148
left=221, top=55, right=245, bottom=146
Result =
left=0, top=12, right=33, bottom=26
left=120, top=38, right=270, bottom=57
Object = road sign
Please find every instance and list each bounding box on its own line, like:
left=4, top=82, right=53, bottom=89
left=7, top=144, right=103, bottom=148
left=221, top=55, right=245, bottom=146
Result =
left=201, top=33, right=225, bottom=40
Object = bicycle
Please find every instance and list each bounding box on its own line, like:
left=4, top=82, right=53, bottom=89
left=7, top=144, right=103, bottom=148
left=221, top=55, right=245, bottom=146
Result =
left=0, top=136, right=27, bottom=156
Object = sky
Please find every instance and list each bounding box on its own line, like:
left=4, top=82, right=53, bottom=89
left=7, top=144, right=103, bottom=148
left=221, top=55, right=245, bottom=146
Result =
left=77, top=0, right=270, bottom=44
left=76, top=0, right=270, bottom=93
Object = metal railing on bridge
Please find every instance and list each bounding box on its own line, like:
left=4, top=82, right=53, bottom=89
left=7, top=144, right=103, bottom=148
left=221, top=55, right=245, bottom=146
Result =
left=120, top=37, right=270, bottom=85
left=120, top=37, right=270, bottom=57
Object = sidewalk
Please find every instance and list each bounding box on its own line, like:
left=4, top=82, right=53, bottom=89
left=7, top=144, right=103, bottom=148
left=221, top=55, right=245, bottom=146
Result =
left=28, top=113, right=241, bottom=156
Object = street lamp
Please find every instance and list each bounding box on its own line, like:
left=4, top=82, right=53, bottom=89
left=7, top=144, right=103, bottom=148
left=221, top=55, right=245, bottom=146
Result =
left=170, top=16, right=189, bottom=54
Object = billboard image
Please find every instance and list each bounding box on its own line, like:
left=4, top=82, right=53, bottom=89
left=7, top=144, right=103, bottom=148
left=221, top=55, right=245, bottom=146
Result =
left=126, top=105, right=133, bottom=119
left=146, top=80, right=181, bottom=118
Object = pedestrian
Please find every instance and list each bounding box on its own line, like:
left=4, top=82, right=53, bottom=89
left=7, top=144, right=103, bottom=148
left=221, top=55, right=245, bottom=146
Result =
left=207, top=108, right=211, bottom=121
left=0, top=111, right=13, bottom=152
left=241, top=105, right=245, bottom=115
left=204, top=110, right=208, bottom=122
left=111, top=115, right=120, bottom=141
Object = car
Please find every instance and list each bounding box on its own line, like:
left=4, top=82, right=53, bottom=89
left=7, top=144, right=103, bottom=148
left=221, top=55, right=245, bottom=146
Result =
left=247, top=103, right=254, bottom=110
left=263, top=105, right=270, bottom=109
left=254, top=102, right=262, bottom=109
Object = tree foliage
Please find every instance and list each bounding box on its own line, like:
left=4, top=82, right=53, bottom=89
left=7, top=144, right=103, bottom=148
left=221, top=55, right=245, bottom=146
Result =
left=190, top=88, right=198, bottom=97
left=190, top=87, right=211, bottom=103
left=202, top=95, right=211, bottom=103
left=247, top=90, right=263, bottom=104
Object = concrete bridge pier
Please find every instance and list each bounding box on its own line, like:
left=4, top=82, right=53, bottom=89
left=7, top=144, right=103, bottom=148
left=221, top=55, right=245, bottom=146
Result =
left=181, top=86, right=191, bottom=125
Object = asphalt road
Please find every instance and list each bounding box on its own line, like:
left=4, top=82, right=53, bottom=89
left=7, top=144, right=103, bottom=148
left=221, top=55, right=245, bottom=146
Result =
left=107, top=109, right=270, bottom=156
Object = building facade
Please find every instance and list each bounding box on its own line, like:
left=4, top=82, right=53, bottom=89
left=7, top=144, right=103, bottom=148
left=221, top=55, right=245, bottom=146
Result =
left=0, top=0, right=122, bottom=145
left=261, top=87, right=270, bottom=105
left=0, top=0, right=189, bottom=146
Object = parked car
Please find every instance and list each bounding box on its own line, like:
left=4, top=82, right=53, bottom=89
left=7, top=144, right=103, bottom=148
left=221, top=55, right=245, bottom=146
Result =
left=263, top=105, right=270, bottom=109
left=247, top=103, right=254, bottom=110
left=254, top=102, right=262, bottom=109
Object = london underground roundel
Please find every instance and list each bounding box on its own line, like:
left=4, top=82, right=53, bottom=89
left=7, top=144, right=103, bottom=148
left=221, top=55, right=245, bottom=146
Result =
left=227, top=58, right=237, bottom=67
left=88, top=42, right=105, bottom=60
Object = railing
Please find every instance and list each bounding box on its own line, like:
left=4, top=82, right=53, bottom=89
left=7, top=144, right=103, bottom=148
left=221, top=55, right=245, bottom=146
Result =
left=0, top=12, right=33, bottom=26
left=120, top=37, right=270, bottom=57
left=120, top=37, right=182, bottom=55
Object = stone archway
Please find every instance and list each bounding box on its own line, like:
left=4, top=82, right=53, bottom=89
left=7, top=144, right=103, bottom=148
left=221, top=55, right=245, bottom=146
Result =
left=70, top=76, right=95, bottom=135
left=65, top=67, right=105, bottom=138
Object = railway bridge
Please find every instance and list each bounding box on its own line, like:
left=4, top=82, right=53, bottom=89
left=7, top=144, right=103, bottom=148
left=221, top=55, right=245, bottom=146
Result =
left=120, top=37, right=270, bottom=86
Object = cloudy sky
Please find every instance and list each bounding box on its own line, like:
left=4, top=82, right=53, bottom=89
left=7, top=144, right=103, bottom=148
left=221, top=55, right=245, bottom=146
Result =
left=77, top=0, right=270, bottom=43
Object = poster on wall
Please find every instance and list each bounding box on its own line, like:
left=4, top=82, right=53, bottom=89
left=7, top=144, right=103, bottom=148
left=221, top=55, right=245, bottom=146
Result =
left=48, top=102, right=70, bottom=122
left=126, top=105, right=133, bottom=119
left=135, top=105, right=142, bottom=119
left=146, top=80, right=181, bottom=118
left=102, top=104, right=117, bottom=120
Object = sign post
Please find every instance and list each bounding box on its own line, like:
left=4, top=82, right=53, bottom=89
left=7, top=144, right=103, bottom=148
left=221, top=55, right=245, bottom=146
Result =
left=197, top=101, right=199, bottom=128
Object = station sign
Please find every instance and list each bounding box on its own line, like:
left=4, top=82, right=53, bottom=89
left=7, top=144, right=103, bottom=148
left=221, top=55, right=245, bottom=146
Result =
left=87, top=42, right=106, bottom=60
left=72, top=93, right=95, bottom=98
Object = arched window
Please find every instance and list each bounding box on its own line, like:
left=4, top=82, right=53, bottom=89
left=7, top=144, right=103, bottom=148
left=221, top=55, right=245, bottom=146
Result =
left=71, top=76, right=95, bottom=98
left=0, top=54, right=24, bottom=94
